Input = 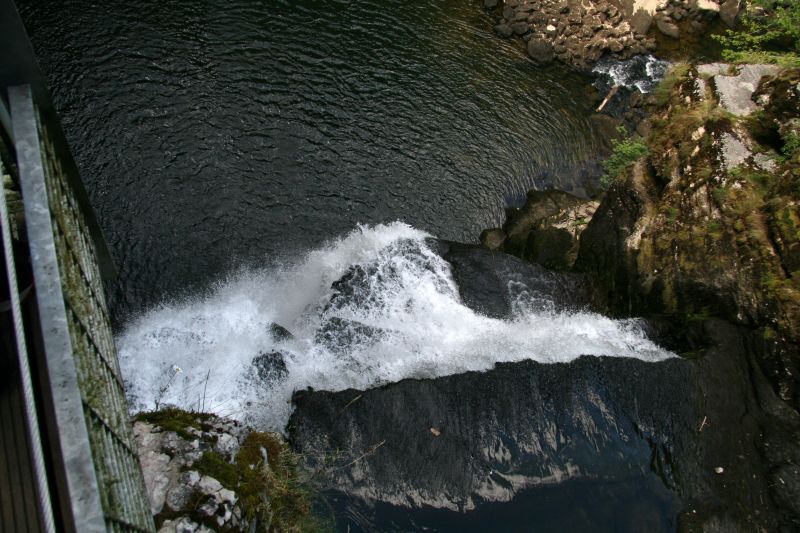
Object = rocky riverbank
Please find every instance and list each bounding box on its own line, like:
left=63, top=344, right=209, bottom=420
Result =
left=478, top=62, right=800, bottom=528
left=485, top=0, right=740, bottom=69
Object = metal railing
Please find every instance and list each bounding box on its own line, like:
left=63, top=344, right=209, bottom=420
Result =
left=1, top=1, right=155, bottom=531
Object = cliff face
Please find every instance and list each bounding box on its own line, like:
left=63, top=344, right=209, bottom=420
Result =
left=576, top=65, right=800, bottom=406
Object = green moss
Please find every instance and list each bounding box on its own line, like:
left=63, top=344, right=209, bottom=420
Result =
left=666, top=206, right=679, bottom=223
left=195, top=451, right=239, bottom=489
left=140, top=409, right=324, bottom=532
left=134, top=408, right=215, bottom=440
left=714, top=0, right=800, bottom=67
left=234, top=431, right=324, bottom=533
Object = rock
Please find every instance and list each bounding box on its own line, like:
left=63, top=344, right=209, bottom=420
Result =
left=695, top=0, right=720, bottom=13
left=493, top=24, right=514, bottom=38
left=513, top=10, right=530, bottom=22
left=134, top=413, right=257, bottom=531
left=251, top=351, right=288, bottom=383
left=713, top=64, right=782, bottom=116
left=268, top=322, right=293, bottom=341
left=629, top=8, right=653, bottom=35
left=135, top=422, right=177, bottom=515
left=719, top=0, right=742, bottom=26
left=479, top=228, right=506, bottom=250
left=717, top=130, right=751, bottom=169
left=497, top=190, right=599, bottom=270
left=197, top=475, right=223, bottom=496
left=656, top=18, right=680, bottom=38
left=483, top=0, right=498, bottom=8
left=697, top=62, right=730, bottom=78
left=527, top=38, right=555, bottom=64
left=511, top=21, right=530, bottom=35
left=214, top=432, right=241, bottom=460
left=428, top=240, right=599, bottom=318
left=165, top=471, right=200, bottom=512
left=289, top=320, right=800, bottom=531
left=629, top=90, right=644, bottom=108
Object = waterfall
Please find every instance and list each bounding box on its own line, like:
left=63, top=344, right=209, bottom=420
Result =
left=117, top=222, right=673, bottom=431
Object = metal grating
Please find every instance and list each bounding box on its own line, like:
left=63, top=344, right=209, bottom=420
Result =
left=11, top=84, right=155, bottom=533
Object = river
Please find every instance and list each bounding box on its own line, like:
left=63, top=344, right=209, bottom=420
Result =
left=20, top=0, right=603, bottom=321
left=19, top=1, right=682, bottom=531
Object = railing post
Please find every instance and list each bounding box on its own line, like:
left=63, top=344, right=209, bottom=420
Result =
left=10, top=83, right=108, bottom=533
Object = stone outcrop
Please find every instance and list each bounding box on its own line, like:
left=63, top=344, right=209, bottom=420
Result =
left=575, top=66, right=800, bottom=407
left=485, top=0, right=739, bottom=69
left=290, top=318, right=800, bottom=531
left=481, top=189, right=599, bottom=270
left=134, top=410, right=312, bottom=532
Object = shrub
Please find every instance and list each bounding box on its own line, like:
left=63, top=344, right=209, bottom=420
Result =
left=714, top=0, right=800, bottom=66
left=600, top=127, right=649, bottom=189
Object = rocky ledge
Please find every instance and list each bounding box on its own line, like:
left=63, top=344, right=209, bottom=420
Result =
left=133, top=409, right=313, bottom=532
left=488, top=64, right=800, bottom=405
left=485, top=0, right=742, bottom=69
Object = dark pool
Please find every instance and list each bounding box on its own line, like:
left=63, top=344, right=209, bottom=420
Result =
left=19, top=0, right=603, bottom=320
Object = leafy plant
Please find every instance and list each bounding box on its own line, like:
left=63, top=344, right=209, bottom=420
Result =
left=714, top=0, right=800, bottom=66
left=600, top=127, right=649, bottom=189
left=781, top=127, right=800, bottom=161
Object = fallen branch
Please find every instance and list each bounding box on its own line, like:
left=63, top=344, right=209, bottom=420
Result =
left=596, top=85, right=620, bottom=112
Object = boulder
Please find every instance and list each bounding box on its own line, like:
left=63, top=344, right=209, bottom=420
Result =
left=511, top=21, right=530, bottom=35
left=655, top=18, right=680, bottom=38
left=629, top=8, right=653, bottom=35
left=713, top=64, right=781, bottom=116
left=719, top=0, right=742, bottom=27
left=494, top=24, right=514, bottom=38
left=289, top=320, right=800, bottom=531
left=527, top=37, right=555, bottom=64
left=479, top=228, right=506, bottom=250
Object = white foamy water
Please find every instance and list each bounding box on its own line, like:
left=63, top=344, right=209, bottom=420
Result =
left=117, top=222, right=674, bottom=431
left=593, top=55, right=670, bottom=93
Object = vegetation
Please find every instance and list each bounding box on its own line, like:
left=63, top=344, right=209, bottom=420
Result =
left=136, top=408, right=325, bottom=532
left=653, top=63, right=691, bottom=106
left=135, top=407, right=216, bottom=440
left=600, top=127, right=649, bottom=189
left=714, top=0, right=800, bottom=67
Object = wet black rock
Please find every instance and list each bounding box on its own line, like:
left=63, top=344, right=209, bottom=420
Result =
left=315, top=316, right=386, bottom=354
left=428, top=240, right=600, bottom=318
left=251, top=351, right=288, bottom=383
left=289, top=320, right=800, bottom=531
left=268, top=322, right=294, bottom=341
left=493, top=23, right=513, bottom=38
left=527, top=38, right=554, bottom=65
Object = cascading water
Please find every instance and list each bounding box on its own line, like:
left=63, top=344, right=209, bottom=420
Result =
left=592, top=55, right=670, bottom=93
left=118, top=222, right=674, bottom=431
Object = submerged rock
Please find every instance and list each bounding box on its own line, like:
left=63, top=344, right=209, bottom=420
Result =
left=527, top=38, right=554, bottom=64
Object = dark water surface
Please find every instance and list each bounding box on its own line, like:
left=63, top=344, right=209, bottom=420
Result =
left=19, top=0, right=602, bottom=320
